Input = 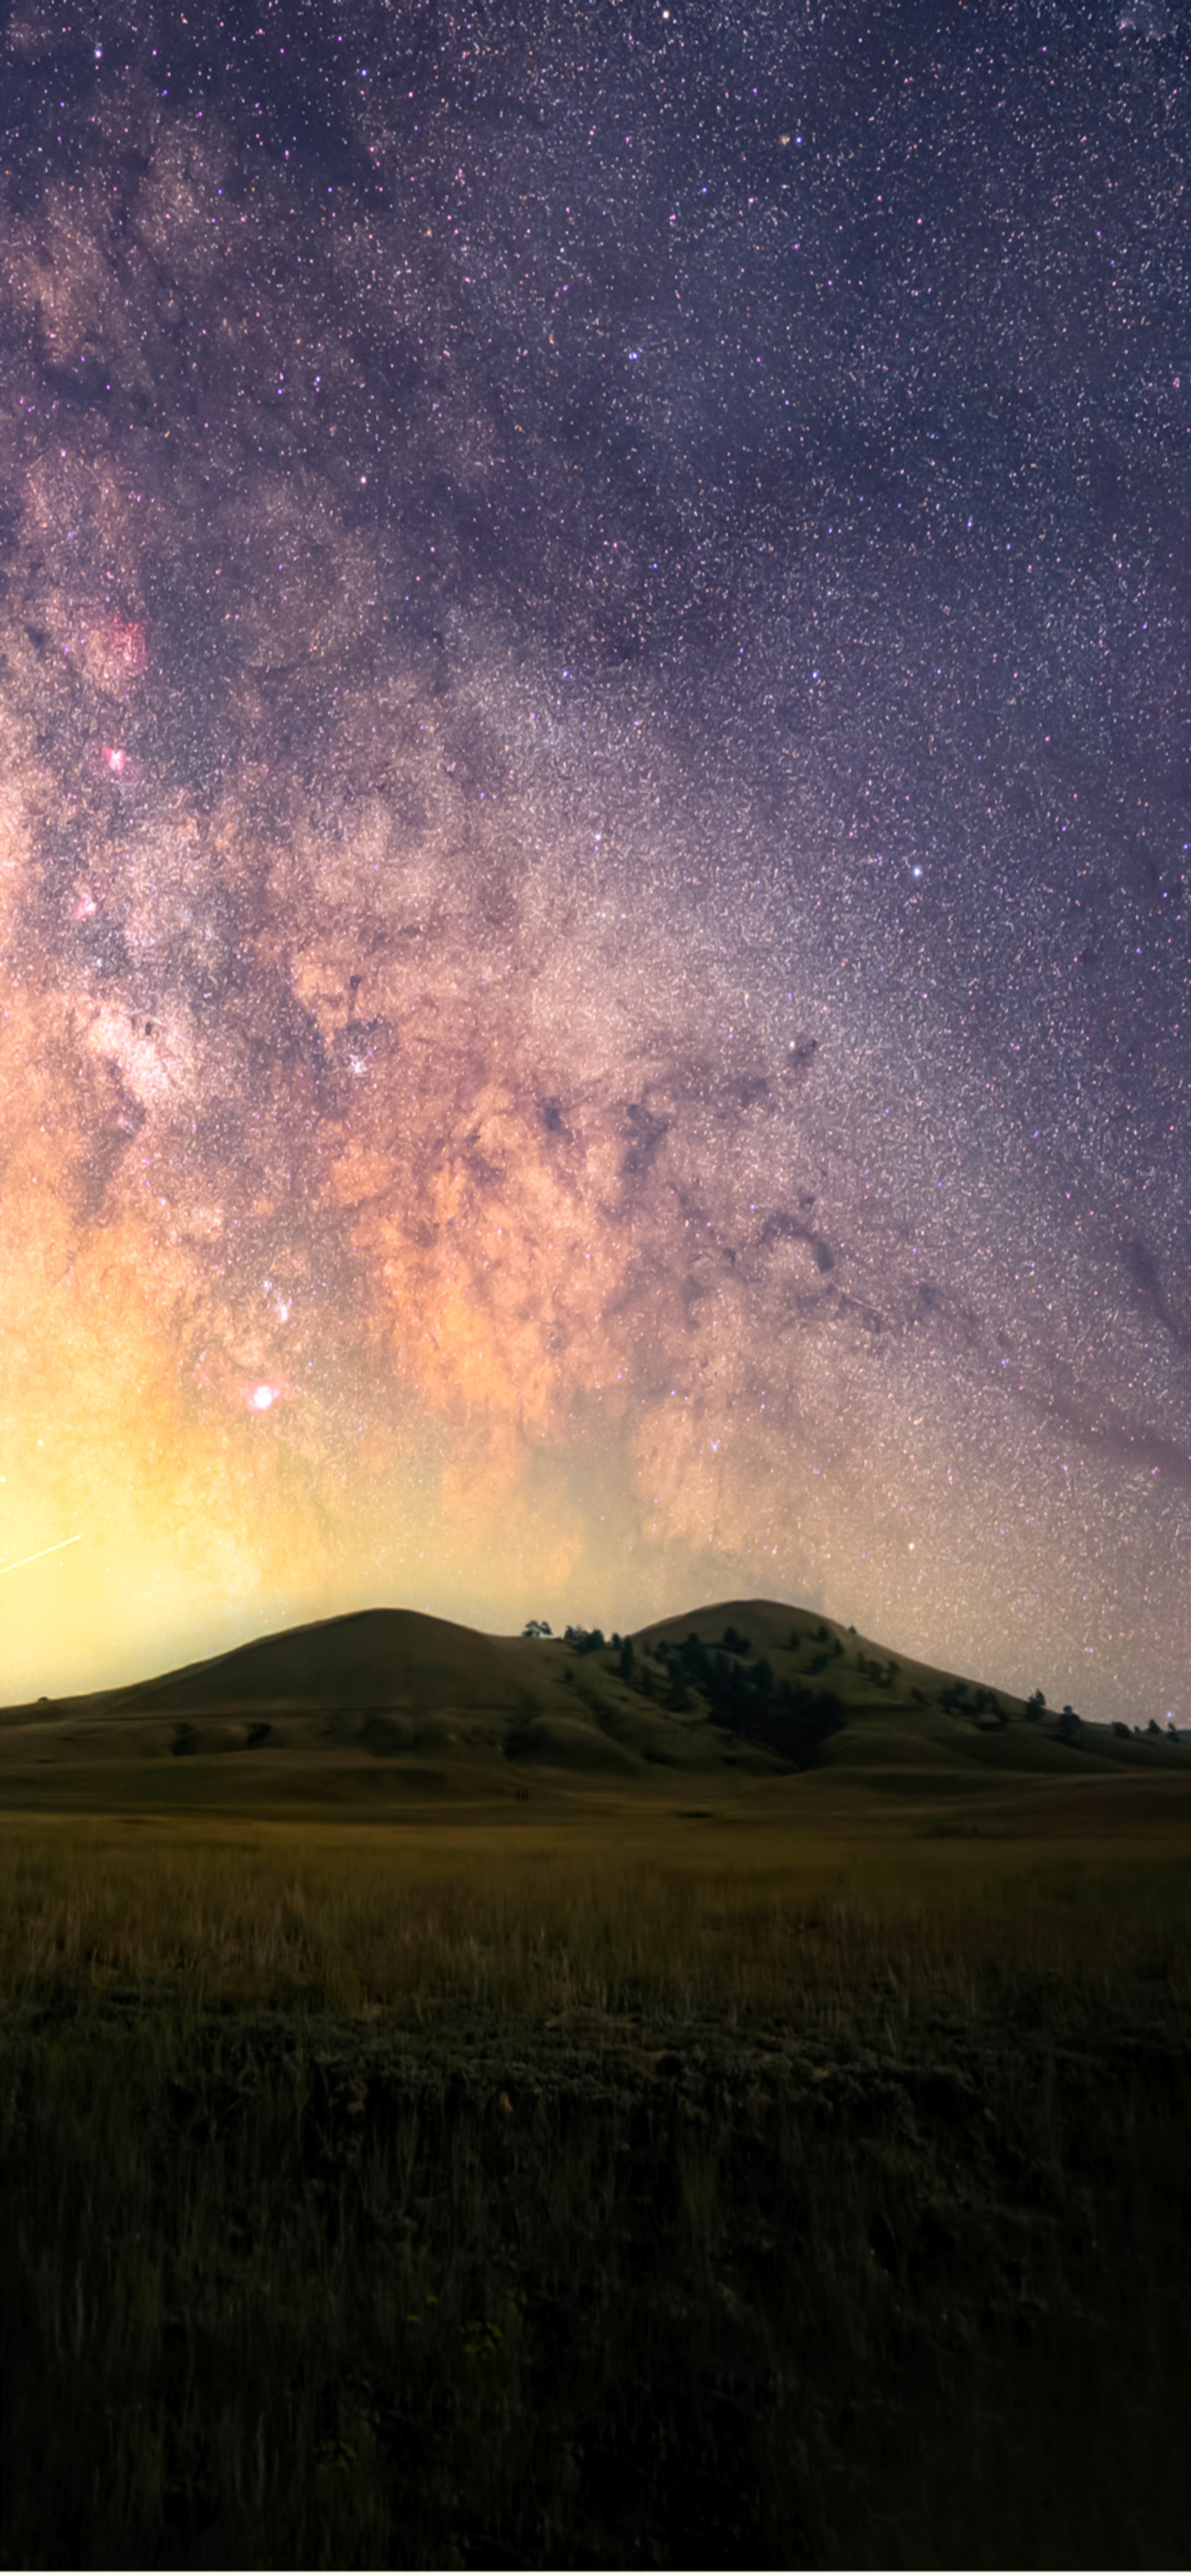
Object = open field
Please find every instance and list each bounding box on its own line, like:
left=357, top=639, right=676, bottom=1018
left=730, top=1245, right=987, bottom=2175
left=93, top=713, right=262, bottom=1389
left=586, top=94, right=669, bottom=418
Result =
left=0, top=1603, right=1187, bottom=2567
left=0, top=1774, right=1190, bottom=2011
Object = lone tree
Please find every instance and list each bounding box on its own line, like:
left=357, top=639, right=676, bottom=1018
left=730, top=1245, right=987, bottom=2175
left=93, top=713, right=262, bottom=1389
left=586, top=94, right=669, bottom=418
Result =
left=523, top=1619, right=552, bottom=1638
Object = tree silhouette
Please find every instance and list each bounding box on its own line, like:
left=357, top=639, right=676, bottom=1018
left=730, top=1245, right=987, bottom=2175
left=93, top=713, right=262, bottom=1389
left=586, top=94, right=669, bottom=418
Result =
left=651, top=1632, right=842, bottom=1770
left=563, top=1625, right=604, bottom=1654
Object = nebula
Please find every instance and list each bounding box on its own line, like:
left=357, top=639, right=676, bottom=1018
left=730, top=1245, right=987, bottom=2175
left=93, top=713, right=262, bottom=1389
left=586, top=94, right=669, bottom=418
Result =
left=1, top=0, right=1188, bottom=1720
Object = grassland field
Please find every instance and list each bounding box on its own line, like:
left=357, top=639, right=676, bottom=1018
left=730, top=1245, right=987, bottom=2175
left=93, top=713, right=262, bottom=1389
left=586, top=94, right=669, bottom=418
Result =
left=0, top=1601, right=1187, bottom=2568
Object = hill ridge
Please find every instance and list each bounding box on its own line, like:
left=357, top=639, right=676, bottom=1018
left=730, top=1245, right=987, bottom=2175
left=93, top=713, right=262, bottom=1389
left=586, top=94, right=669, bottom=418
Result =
left=1, top=1598, right=1187, bottom=1790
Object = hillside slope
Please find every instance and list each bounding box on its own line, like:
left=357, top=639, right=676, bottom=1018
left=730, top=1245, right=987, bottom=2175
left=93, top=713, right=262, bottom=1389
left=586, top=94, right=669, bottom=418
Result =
left=633, top=1598, right=1191, bottom=1783
left=0, top=1598, right=1186, bottom=1790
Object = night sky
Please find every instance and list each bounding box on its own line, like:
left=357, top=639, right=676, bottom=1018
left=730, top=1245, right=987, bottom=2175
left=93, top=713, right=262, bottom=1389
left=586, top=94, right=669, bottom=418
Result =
left=1, top=0, right=1188, bottom=1720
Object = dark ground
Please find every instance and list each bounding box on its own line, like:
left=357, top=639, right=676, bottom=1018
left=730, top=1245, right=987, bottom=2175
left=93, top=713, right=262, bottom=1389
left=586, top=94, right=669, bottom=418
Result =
left=0, top=1984, right=1187, bottom=2570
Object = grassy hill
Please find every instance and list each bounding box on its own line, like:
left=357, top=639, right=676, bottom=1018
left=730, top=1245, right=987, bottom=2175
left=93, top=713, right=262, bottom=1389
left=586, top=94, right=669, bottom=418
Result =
left=1, top=1597, right=1187, bottom=1798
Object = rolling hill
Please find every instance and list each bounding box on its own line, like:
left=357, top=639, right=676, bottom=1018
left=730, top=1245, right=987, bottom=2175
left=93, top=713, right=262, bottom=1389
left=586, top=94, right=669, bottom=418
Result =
left=1, top=1598, right=1187, bottom=1795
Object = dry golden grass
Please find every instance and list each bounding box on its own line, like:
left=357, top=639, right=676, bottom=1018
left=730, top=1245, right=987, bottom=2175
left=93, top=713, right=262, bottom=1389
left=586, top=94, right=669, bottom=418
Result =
left=0, top=1787, right=1187, bottom=2027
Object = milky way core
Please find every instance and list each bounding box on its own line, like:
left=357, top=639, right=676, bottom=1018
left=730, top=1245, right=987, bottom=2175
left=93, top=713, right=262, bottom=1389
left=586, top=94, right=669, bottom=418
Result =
left=1, top=1, right=1190, bottom=1718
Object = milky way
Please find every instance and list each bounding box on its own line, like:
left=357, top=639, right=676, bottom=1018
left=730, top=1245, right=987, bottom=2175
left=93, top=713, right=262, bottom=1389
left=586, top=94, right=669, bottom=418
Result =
left=1, top=0, right=1189, bottom=1717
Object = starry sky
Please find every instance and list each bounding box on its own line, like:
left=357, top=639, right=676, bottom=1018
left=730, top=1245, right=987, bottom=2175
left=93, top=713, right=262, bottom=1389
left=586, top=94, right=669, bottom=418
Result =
left=1, top=0, right=1188, bottom=1718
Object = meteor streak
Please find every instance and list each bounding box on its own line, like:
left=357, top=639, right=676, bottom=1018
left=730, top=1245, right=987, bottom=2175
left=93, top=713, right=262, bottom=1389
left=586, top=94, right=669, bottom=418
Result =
left=0, top=1536, right=83, bottom=1582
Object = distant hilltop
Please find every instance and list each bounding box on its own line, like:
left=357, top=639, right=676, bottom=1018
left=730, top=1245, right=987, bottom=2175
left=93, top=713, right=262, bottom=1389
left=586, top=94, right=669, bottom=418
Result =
left=1, top=1600, right=1188, bottom=1785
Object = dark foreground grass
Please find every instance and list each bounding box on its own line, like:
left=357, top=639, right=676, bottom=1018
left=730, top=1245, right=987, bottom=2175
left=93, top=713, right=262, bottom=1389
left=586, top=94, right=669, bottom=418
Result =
left=0, top=1810, right=1187, bottom=2569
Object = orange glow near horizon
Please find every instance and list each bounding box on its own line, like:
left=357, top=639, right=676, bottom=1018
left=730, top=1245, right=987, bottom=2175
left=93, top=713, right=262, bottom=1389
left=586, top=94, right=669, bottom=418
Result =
left=2, top=43, right=1189, bottom=1729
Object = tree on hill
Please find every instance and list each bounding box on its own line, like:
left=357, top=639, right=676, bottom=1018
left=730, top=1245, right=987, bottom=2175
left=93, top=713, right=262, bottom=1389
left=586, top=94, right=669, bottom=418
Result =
left=1058, top=1705, right=1082, bottom=1743
left=654, top=1633, right=842, bottom=1770
left=1024, top=1691, right=1045, bottom=1720
left=523, top=1619, right=552, bottom=1638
